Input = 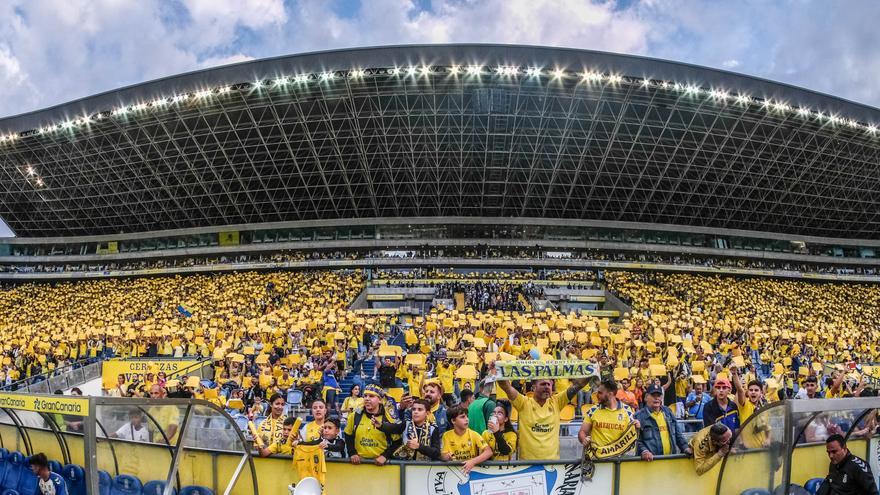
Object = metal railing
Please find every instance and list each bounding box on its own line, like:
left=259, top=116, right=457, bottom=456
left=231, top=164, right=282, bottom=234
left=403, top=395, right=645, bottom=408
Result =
left=3, top=359, right=103, bottom=394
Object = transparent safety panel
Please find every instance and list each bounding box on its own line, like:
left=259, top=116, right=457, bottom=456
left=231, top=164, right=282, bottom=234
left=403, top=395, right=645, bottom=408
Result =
left=718, top=405, right=787, bottom=495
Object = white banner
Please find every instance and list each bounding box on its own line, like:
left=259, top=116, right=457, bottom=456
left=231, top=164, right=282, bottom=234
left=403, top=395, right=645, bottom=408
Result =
left=404, top=462, right=613, bottom=495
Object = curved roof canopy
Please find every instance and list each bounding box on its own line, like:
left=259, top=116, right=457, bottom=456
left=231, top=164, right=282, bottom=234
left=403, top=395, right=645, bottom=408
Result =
left=1, top=44, right=879, bottom=238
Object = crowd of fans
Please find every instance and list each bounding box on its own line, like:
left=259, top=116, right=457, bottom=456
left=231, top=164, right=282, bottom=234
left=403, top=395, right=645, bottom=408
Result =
left=2, top=268, right=879, bottom=487
left=2, top=247, right=880, bottom=278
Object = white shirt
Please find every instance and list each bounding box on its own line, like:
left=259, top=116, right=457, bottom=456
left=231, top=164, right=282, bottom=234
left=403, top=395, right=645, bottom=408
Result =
left=114, top=422, right=151, bottom=442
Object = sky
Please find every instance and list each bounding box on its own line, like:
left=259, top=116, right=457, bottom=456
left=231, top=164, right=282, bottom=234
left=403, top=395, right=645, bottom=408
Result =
left=0, top=0, right=878, bottom=237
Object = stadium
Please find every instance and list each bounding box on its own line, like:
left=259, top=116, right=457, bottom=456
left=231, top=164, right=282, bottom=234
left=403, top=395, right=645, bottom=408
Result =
left=0, top=44, right=878, bottom=495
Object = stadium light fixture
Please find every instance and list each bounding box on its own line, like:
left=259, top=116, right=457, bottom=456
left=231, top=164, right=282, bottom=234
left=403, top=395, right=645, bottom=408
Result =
left=709, top=89, right=729, bottom=100
left=581, top=71, right=602, bottom=81
left=35, top=177, right=44, bottom=187
left=551, top=68, right=565, bottom=79
left=419, top=66, right=432, bottom=75
left=406, top=66, right=417, bottom=76
left=195, top=90, right=211, bottom=98
left=640, top=78, right=651, bottom=87
left=253, top=79, right=263, bottom=88
left=448, top=65, right=461, bottom=75
left=350, top=69, right=366, bottom=78
left=320, top=71, right=335, bottom=80
left=796, top=107, right=809, bottom=116
left=294, top=74, right=309, bottom=83
left=496, top=66, right=518, bottom=76
left=26, top=165, right=34, bottom=176
left=735, top=94, right=751, bottom=104
left=389, top=67, right=401, bottom=75
left=867, top=125, right=877, bottom=134
left=607, top=74, right=623, bottom=84
left=525, top=67, right=542, bottom=77
left=466, top=65, right=482, bottom=75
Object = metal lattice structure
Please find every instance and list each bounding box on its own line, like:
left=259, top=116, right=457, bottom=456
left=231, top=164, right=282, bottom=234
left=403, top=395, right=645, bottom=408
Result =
left=1, top=45, right=879, bottom=238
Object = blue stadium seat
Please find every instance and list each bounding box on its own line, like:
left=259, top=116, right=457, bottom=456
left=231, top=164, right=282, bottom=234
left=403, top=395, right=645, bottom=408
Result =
left=253, top=416, right=267, bottom=428
left=0, top=449, right=9, bottom=485
left=232, top=415, right=248, bottom=431
left=61, top=464, right=86, bottom=495
left=180, top=486, right=213, bottom=495
left=111, top=474, right=142, bottom=495
left=15, top=470, right=37, bottom=495
left=741, top=490, right=772, bottom=495
left=804, top=478, right=824, bottom=495
left=143, top=480, right=176, bottom=495
left=1, top=489, right=20, bottom=495
left=98, top=470, right=112, bottom=495
left=774, top=484, right=810, bottom=495
left=2, top=452, right=26, bottom=491
left=288, top=390, right=303, bottom=407
left=47, top=461, right=62, bottom=475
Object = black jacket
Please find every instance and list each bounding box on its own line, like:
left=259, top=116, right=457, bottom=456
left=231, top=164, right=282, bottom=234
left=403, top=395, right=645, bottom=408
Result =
left=818, top=452, right=879, bottom=495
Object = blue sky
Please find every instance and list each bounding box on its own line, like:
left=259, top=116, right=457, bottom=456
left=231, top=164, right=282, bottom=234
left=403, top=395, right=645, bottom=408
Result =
left=1, top=0, right=878, bottom=237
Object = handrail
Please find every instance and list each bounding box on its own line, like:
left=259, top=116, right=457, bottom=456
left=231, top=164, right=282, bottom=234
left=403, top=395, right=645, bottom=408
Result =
left=2, top=357, right=97, bottom=391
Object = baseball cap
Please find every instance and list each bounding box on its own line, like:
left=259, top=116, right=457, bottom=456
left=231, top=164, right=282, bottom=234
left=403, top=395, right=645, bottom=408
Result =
left=714, top=378, right=732, bottom=388
left=645, top=384, right=664, bottom=395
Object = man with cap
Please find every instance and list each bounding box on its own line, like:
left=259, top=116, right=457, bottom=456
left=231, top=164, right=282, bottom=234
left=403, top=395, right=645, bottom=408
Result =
left=702, top=377, right=740, bottom=433
left=635, top=384, right=691, bottom=461
left=344, top=384, right=400, bottom=466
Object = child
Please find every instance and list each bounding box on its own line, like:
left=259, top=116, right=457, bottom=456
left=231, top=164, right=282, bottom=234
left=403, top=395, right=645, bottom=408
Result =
left=483, top=400, right=518, bottom=461
left=383, top=399, right=441, bottom=460
left=321, top=417, right=347, bottom=458
left=440, top=406, right=493, bottom=474
left=257, top=417, right=296, bottom=457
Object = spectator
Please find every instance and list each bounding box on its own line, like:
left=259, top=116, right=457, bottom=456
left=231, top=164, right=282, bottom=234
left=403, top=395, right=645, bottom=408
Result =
left=689, top=423, right=732, bottom=475
left=818, top=434, right=879, bottom=495
left=702, top=378, right=740, bottom=433
left=440, top=406, right=493, bottom=474
left=256, top=417, right=296, bottom=457
left=483, top=399, right=517, bottom=461
left=496, top=372, right=590, bottom=460
left=302, top=400, right=328, bottom=442
left=686, top=382, right=711, bottom=420
left=385, top=398, right=441, bottom=460
left=344, top=384, right=399, bottom=466
left=635, top=384, right=691, bottom=461
left=459, top=389, right=475, bottom=409
left=256, top=393, right=287, bottom=446
left=321, top=417, right=347, bottom=459
left=340, top=385, right=363, bottom=415
left=579, top=380, right=638, bottom=455
left=616, top=378, right=639, bottom=410
left=797, top=376, right=824, bottom=399
left=29, top=453, right=68, bottom=495
left=467, top=381, right=496, bottom=434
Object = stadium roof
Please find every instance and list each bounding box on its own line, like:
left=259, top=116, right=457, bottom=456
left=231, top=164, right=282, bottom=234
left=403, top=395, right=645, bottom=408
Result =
left=1, top=44, right=880, bottom=239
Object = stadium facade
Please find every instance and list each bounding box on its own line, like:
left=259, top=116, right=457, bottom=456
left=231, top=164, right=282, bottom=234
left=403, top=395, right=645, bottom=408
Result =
left=1, top=44, right=880, bottom=274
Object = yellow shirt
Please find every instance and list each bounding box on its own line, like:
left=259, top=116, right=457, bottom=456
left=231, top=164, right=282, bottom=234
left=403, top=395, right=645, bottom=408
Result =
left=149, top=405, right=181, bottom=445
left=341, top=397, right=363, bottom=413
left=441, top=428, right=487, bottom=461
left=482, top=430, right=518, bottom=461
left=738, top=399, right=756, bottom=424
left=303, top=421, right=323, bottom=442
left=511, top=391, right=570, bottom=460
left=650, top=410, right=671, bottom=455
left=584, top=402, right=635, bottom=448
left=266, top=438, right=293, bottom=456
left=437, top=364, right=454, bottom=395
left=343, top=411, right=389, bottom=459
left=277, top=375, right=294, bottom=390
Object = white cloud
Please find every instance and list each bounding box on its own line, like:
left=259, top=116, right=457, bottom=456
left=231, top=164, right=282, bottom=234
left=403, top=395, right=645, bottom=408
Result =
left=0, top=0, right=880, bottom=119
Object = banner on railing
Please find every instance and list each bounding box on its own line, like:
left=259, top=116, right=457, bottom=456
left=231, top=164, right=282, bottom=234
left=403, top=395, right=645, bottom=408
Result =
left=492, top=360, right=600, bottom=381
left=0, top=392, right=89, bottom=416
left=404, top=462, right=612, bottom=495
left=101, top=359, right=203, bottom=390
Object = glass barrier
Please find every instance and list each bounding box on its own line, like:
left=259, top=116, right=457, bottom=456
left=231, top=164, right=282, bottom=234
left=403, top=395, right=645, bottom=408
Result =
left=717, top=404, right=787, bottom=495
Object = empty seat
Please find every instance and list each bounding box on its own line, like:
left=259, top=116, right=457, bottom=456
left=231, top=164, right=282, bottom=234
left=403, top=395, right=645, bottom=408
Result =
left=0, top=449, right=9, bottom=486
left=804, top=478, right=824, bottom=494
left=98, top=470, right=112, bottom=495
left=111, top=474, right=142, bottom=495
left=143, top=480, right=177, bottom=495
left=180, top=486, right=213, bottom=495
left=15, top=470, right=37, bottom=495
left=61, top=464, right=86, bottom=495
left=47, top=461, right=62, bottom=475
left=741, top=490, right=772, bottom=495
left=1, top=489, right=20, bottom=495
left=2, top=453, right=25, bottom=491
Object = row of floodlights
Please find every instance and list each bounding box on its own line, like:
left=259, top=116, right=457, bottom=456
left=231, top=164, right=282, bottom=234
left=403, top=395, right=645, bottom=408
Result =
left=1, top=64, right=877, bottom=145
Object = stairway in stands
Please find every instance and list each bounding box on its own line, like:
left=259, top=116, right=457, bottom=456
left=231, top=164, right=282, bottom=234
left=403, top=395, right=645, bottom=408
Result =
left=336, top=358, right=375, bottom=405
